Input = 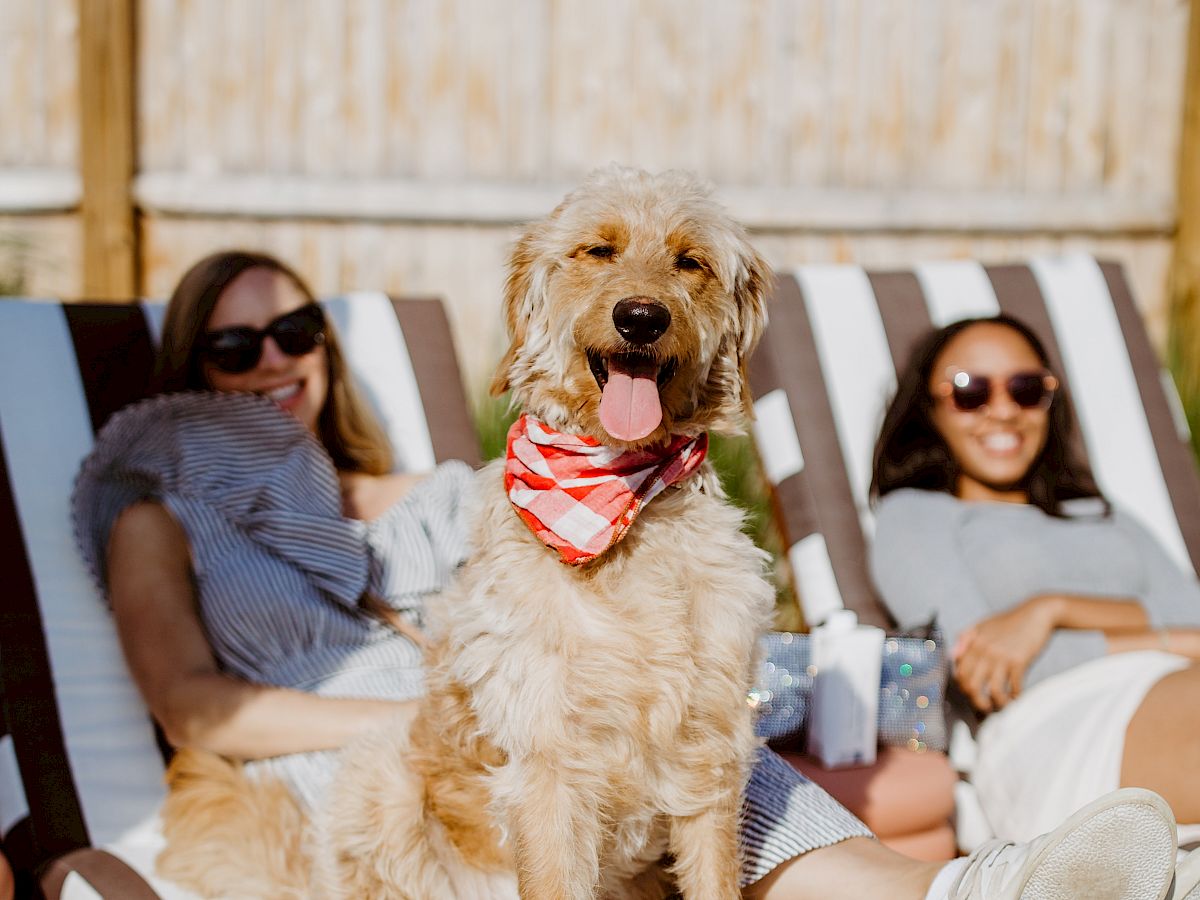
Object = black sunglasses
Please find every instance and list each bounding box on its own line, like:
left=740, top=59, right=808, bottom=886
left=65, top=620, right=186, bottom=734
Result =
left=934, top=369, right=1059, bottom=412
left=199, top=303, right=327, bottom=374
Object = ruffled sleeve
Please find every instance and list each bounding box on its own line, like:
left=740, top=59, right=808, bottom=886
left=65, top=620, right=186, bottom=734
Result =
left=365, top=459, right=475, bottom=614
left=72, top=391, right=370, bottom=607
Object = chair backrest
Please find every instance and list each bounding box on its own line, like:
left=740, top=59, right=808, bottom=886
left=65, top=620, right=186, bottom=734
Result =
left=749, top=254, right=1200, bottom=629
left=0, top=293, right=479, bottom=875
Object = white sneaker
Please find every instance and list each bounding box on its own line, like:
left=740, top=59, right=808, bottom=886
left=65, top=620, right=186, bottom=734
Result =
left=948, top=788, right=1177, bottom=900
left=1170, top=849, right=1200, bottom=900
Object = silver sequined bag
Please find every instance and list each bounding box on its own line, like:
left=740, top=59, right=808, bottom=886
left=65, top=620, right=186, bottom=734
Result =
left=750, top=624, right=949, bottom=753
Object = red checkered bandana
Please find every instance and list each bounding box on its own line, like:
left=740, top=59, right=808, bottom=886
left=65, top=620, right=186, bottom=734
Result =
left=505, top=413, right=709, bottom=566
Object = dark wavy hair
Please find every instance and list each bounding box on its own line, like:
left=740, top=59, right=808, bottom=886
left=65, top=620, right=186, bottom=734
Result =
left=869, top=314, right=1105, bottom=517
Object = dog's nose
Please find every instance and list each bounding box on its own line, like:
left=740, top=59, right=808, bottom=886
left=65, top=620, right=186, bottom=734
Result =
left=612, top=298, right=671, bottom=345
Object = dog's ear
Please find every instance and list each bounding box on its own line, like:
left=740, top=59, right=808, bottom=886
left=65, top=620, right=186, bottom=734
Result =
left=490, top=225, right=545, bottom=397
left=732, top=241, right=772, bottom=417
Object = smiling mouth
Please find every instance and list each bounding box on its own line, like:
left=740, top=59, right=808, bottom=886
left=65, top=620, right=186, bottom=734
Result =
left=586, top=350, right=677, bottom=391
left=587, top=350, right=678, bottom=442
left=263, top=381, right=303, bottom=403
left=979, top=432, right=1021, bottom=454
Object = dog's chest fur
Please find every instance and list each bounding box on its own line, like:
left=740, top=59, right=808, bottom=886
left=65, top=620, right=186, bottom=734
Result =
left=431, top=457, right=774, bottom=849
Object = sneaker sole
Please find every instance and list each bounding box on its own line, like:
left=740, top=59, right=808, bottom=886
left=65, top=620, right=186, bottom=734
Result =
left=1014, top=788, right=1176, bottom=900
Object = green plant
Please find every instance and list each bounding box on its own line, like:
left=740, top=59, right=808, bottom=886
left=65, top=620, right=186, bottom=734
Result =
left=0, top=232, right=31, bottom=295
left=474, top=392, right=519, bottom=461
left=1168, top=289, right=1200, bottom=469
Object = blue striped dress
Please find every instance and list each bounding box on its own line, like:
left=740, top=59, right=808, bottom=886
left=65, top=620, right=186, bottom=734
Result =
left=72, top=391, right=870, bottom=886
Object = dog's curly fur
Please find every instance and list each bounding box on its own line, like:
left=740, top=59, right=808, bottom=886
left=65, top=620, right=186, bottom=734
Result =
left=159, top=166, right=777, bottom=899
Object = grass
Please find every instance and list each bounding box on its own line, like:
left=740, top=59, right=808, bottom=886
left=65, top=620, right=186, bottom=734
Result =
left=0, top=233, right=31, bottom=295
left=1168, top=291, right=1200, bottom=470
left=473, top=393, right=801, bottom=628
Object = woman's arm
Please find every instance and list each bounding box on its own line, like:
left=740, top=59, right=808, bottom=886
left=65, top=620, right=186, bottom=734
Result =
left=1036, top=593, right=1149, bottom=634
left=954, top=593, right=1147, bottom=711
left=107, top=502, right=413, bottom=760
left=1105, top=628, right=1200, bottom=658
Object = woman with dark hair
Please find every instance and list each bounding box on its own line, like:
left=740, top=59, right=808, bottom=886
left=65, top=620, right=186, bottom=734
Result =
left=870, top=314, right=1200, bottom=844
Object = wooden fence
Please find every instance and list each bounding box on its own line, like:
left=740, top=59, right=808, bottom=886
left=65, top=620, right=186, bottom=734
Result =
left=1, top=0, right=1197, bottom=393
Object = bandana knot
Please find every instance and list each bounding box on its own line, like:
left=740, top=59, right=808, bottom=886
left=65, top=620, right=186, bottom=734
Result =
left=504, top=414, right=708, bottom=565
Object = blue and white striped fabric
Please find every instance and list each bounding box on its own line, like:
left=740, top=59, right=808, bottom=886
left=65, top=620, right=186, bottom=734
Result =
left=740, top=748, right=873, bottom=884
left=71, top=391, right=472, bottom=810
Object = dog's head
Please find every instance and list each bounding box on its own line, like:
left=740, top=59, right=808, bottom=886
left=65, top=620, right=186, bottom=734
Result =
left=491, top=166, right=771, bottom=449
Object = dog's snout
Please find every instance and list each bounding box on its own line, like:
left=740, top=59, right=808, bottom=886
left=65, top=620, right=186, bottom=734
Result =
left=612, top=298, right=671, bottom=345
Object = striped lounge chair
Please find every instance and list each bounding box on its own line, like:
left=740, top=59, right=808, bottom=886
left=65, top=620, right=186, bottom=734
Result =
left=0, top=293, right=479, bottom=899
left=749, top=253, right=1200, bottom=851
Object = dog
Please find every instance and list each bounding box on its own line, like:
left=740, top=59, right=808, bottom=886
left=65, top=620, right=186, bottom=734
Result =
left=314, top=166, right=777, bottom=899
left=157, top=166, right=776, bottom=899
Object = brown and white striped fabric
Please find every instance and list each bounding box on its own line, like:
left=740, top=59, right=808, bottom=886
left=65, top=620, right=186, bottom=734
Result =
left=750, top=254, right=1200, bottom=629
left=0, top=293, right=478, bottom=899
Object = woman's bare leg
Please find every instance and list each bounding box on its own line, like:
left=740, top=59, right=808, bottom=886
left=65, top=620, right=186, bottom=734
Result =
left=742, top=837, right=941, bottom=900
left=1121, top=663, right=1200, bottom=823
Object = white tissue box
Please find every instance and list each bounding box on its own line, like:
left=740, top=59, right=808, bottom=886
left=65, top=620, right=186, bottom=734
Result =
left=806, top=610, right=885, bottom=769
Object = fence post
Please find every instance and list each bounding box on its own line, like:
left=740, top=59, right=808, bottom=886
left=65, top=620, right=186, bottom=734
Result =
left=79, top=0, right=138, bottom=300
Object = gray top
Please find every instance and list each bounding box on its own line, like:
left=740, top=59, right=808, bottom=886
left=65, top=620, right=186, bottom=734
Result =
left=871, top=488, right=1200, bottom=688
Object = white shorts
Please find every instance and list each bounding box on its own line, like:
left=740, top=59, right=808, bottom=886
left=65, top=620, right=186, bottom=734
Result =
left=972, top=650, right=1191, bottom=842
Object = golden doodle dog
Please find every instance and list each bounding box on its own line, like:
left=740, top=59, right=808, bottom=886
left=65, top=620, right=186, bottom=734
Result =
left=159, top=166, right=777, bottom=899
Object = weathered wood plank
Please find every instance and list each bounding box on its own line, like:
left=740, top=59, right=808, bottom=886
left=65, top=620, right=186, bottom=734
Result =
left=0, top=1, right=38, bottom=165
left=628, top=0, right=706, bottom=175
left=139, top=0, right=182, bottom=171
left=1062, top=0, right=1113, bottom=190
left=1024, top=0, right=1074, bottom=192
left=505, top=0, right=550, bottom=179
left=263, top=0, right=304, bottom=174
left=462, top=0, right=510, bottom=179
left=301, top=0, right=346, bottom=174
left=43, top=0, right=78, bottom=168
left=345, top=0, right=387, bottom=177
left=131, top=170, right=1176, bottom=234
left=79, top=0, right=137, bottom=299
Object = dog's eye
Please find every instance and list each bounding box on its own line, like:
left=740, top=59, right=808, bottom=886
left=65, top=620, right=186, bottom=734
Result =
left=586, top=245, right=615, bottom=259
left=676, top=254, right=703, bottom=271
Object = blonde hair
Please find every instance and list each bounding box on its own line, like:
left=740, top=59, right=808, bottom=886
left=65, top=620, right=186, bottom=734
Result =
left=155, top=250, right=394, bottom=476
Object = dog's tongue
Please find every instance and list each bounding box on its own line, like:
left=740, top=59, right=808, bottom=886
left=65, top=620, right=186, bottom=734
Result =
left=599, top=357, right=662, bottom=441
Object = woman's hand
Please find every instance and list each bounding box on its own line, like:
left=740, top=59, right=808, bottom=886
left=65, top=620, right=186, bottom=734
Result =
left=953, top=596, right=1059, bottom=713
left=339, top=471, right=426, bottom=520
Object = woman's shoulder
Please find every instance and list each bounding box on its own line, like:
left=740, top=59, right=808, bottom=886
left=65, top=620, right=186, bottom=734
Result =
left=872, top=488, right=984, bottom=555
left=83, top=390, right=329, bottom=486
left=72, top=392, right=344, bottom=586
left=875, top=487, right=963, bottom=520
